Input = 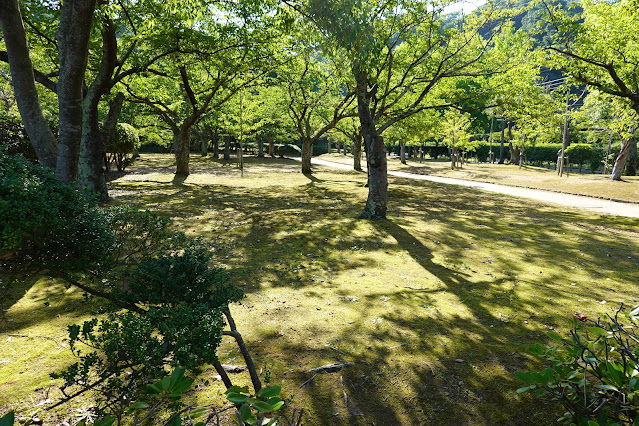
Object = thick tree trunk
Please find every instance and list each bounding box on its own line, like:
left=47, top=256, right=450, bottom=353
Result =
left=301, top=138, right=313, bottom=174
left=399, top=142, right=406, bottom=164
left=224, top=135, right=231, bottom=160
left=355, top=68, right=387, bottom=219
left=257, top=135, right=264, bottom=158
left=174, top=126, right=191, bottom=176
left=353, top=131, right=362, bottom=171
left=55, top=0, right=98, bottom=183
left=612, top=135, right=634, bottom=180
left=0, top=0, right=57, bottom=168
left=78, top=18, right=117, bottom=200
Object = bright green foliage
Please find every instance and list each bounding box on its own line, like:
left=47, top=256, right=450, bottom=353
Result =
left=0, top=153, right=113, bottom=272
left=226, top=385, right=285, bottom=426
left=516, top=306, right=639, bottom=426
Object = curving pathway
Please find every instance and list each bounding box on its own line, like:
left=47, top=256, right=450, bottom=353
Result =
left=309, top=157, right=639, bottom=219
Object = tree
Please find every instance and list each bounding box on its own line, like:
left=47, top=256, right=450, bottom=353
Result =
left=543, top=0, right=639, bottom=179
left=285, top=0, right=505, bottom=218
left=283, top=50, right=355, bottom=174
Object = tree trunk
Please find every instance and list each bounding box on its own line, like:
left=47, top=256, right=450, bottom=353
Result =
left=174, top=126, right=191, bottom=176
left=0, top=0, right=57, bottom=168
left=212, top=130, right=219, bottom=159
left=355, top=68, right=387, bottom=219
left=257, top=135, right=264, bottom=158
left=224, top=135, right=231, bottom=160
left=611, top=136, right=633, bottom=181
left=498, top=118, right=505, bottom=164
left=201, top=135, right=208, bottom=157
left=301, top=138, right=313, bottom=174
left=353, top=131, right=362, bottom=171
left=399, top=142, right=406, bottom=164
left=55, top=0, right=98, bottom=183
left=624, top=135, right=637, bottom=176
left=268, top=136, right=275, bottom=157
left=78, top=17, right=117, bottom=200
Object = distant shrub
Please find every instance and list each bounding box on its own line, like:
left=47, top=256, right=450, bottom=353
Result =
left=565, top=143, right=597, bottom=171
left=105, top=122, right=140, bottom=171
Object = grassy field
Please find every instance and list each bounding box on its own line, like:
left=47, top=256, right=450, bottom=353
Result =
left=2, top=154, right=639, bottom=425
left=319, top=153, right=639, bottom=203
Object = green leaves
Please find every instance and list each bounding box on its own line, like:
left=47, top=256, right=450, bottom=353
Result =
left=515, top=306, right=639, bottom=424
left=0, top=411, right=14, bottom=426
left=226, top=385, right=285, bottom=425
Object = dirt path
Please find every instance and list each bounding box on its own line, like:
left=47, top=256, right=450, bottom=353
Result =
left=310, top=158, right=639, bottom=218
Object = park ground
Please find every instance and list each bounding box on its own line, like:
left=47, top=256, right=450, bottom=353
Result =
left=1, top=154, right=639, bottom=425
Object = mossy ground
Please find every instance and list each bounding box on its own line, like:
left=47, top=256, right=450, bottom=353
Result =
left=2, top=154, right=638, bottom=425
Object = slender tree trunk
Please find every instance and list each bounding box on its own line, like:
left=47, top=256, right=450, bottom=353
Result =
left=224, top=135, right=231, bottom=160
left=201, top=132, right=208, bottom=157
left=55, top=0, right=98, bottom=183
left=301, top=137, right=313, bottom=174
left=257, top=135, right=264, bottom=158
left=174, top=126, right=191, bottom=176
left=355, top=68, right=387, bottom=219
left=212, top=130, right=219, bottom=159
left=624, top=136, right=637, bottom=176
left=0, top=0, right=57, bottom=168
left=399, top=142, right=406, bottom=164
left=498, top=119, right=505, bottom=164
left=353, top=131, right=362, bottom=171
left=78, top=17, right=117, bottom=200
left=101, top=92, right=124, bottom=172
left=268, top=136, right=275, bottom=157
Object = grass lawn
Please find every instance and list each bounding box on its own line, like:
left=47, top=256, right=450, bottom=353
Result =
left=319, top=152, right=639, bottom=203
left=2, top=154, right=639, bottom=425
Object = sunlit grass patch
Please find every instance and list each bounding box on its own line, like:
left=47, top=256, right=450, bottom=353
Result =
left=2, top=153, right=638, bottom=424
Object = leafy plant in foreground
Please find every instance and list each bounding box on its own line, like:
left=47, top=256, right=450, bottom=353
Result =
left=516, top=305, right=639, bottom=425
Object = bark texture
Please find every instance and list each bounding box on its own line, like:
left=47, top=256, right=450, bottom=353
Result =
left=301, top=138, right=313, bottom=174
left=78, top=18, right=117, bottom=199
left=55, top=0, right=98, bottom=183
left=0, top=0, right=57, bottom=168
left=174, top=126, right=191, bottom=176
left=353, top=131, right=362, bottom=171
left=355, top=68, right=387, bottom=219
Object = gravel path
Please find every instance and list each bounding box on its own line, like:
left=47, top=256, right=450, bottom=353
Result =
left=310, top=158, right=639, bottom=218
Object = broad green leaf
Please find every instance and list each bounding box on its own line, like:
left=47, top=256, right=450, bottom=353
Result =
left=516, top=385, right=537, bottom=393
left=227, top=392, right=250, bottom=404
left=595, top=384, right=619, bottom=392
left=189, top=407, right=208, bottom=418
left=170, top=368, right=186, bottom=388
left=226, top=386, right=249, bottom=395
left=0, top=411, right=15, bottom=426
left=257, top=385, right=281, bottom=399
left=127, top=401, right=151, bottom=413
left=251, top=401, right=274, bottom=413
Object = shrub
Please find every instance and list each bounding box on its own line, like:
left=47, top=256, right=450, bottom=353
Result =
left=0, top=153, right=113, bottom=272
left=105, top=122, right=139, bottom=172
left=0, top=112, right=37, bottom=161
left=516, top=305, right=639, bottom=426
left=565, top=143, right=597, bottom=171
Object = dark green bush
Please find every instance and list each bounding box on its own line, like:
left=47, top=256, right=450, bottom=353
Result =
left=565, top=143, right=597, bottom=171
left=0, top=153, right=113, bottom=272
left=0, top=112, right=37, bottom=161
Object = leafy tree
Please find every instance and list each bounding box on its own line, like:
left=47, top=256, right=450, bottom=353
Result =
left=285, top=0, right=507, bottom=218
left=543, top=0, right=639, bottom=179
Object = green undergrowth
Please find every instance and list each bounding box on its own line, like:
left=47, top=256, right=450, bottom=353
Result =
left=2, top=154, right=639, bottom=425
